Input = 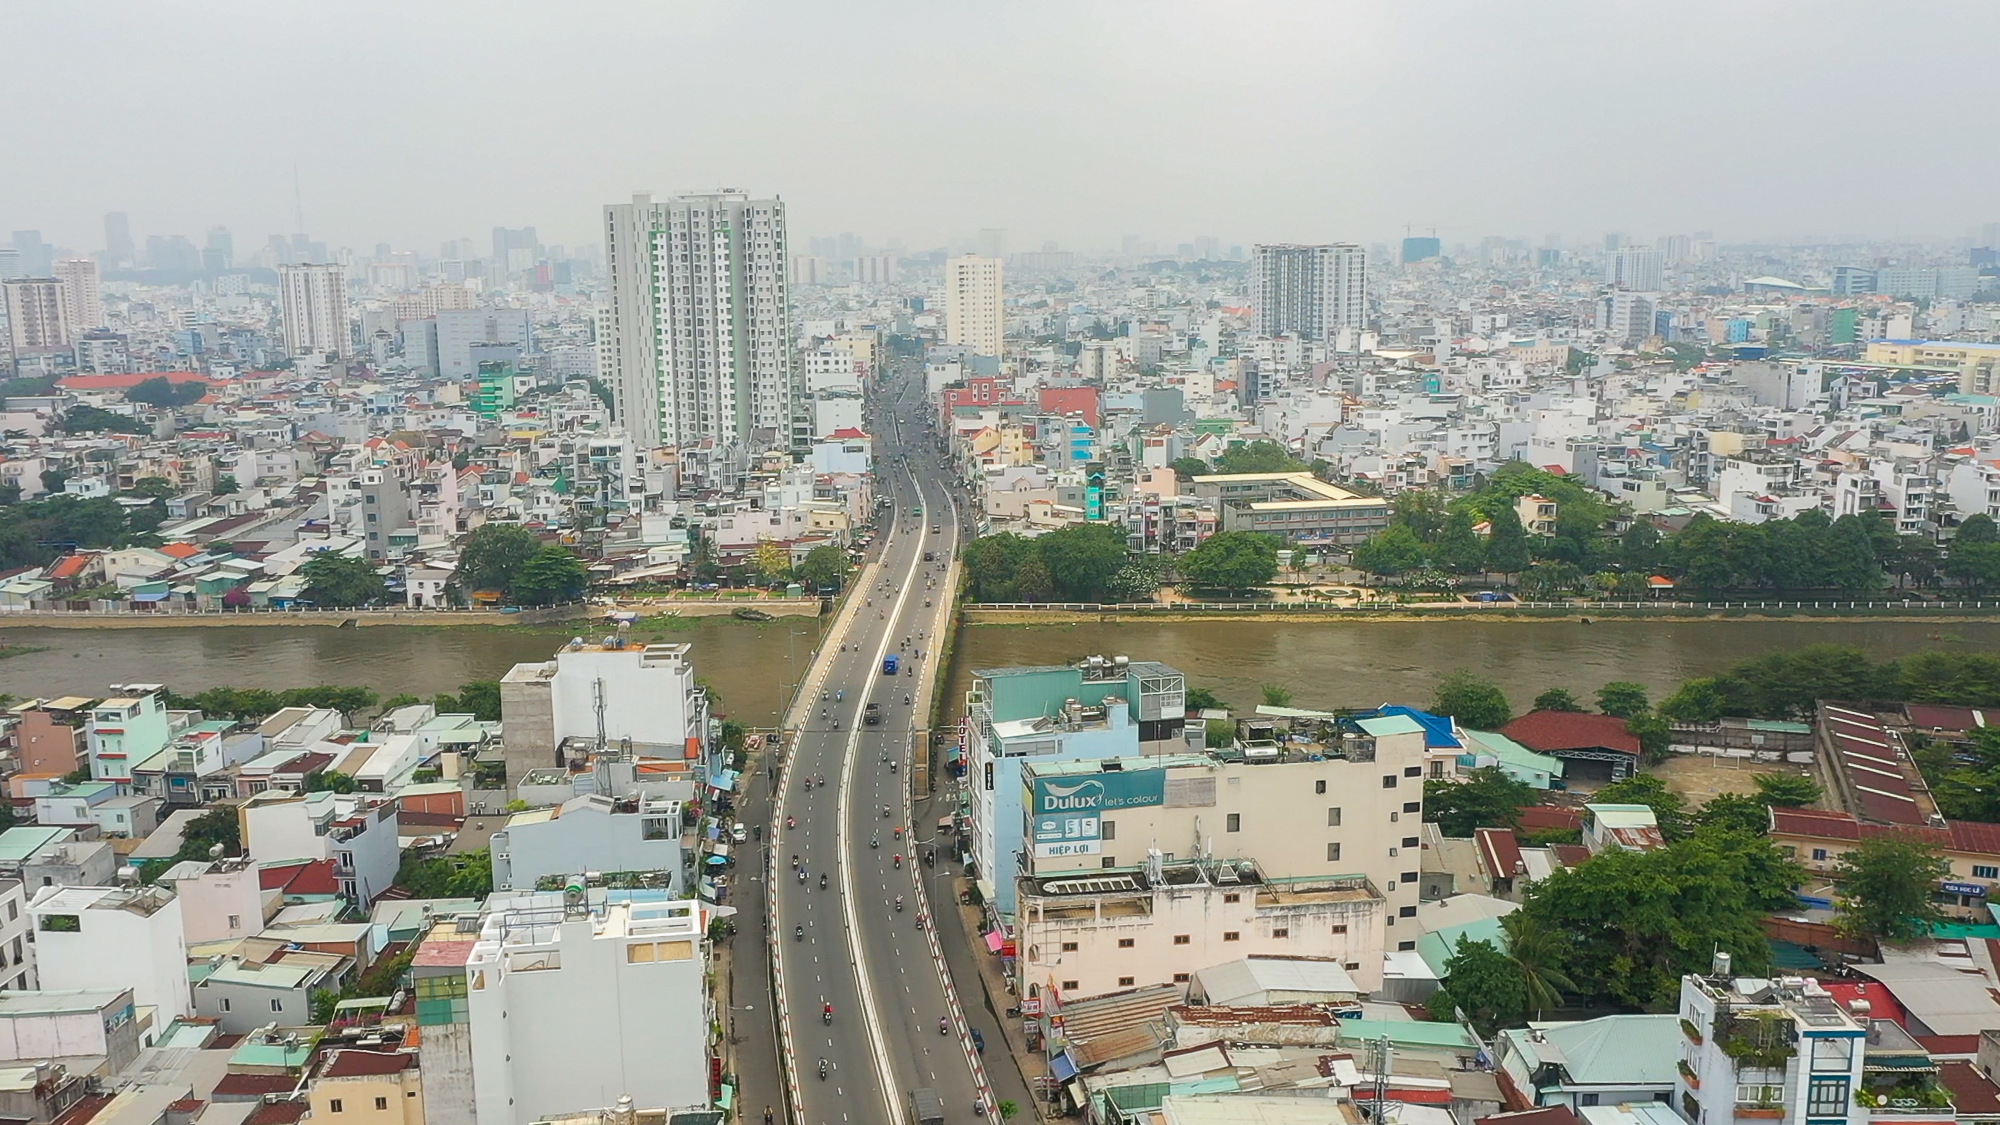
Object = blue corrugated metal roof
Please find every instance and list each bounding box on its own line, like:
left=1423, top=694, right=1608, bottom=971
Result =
left=1378, top=705, right=1464, bottom=750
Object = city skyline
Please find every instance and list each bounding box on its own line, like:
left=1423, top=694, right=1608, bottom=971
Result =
left=6, top=2, right=2000, bottom=255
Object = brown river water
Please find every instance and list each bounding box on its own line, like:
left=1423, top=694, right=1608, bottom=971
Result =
left=4, top=617, right=1999, bottom=726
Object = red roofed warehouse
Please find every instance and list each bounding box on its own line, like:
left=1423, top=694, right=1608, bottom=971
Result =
left=1499, top=711, right=1641, bottom=783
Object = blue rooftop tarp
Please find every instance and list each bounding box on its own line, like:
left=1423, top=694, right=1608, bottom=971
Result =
left=1377, top=705, right=1464, bottom=750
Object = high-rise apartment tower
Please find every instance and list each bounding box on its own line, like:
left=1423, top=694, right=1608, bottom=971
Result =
left=944, top=254, right=1005, bottom=358
left=277, top=263, right=350, bottom=357
left=601, top=190, right=796, bottom=450
left=1252, top=243, right=1367, bottom=341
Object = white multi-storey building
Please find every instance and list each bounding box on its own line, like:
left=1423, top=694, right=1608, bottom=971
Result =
left=278, top=262, right=350, bottom=358
left=1252, top=243, right=1367, bottom=342
left=53, top=258, right=103, bottom=331
left=601, top=190, right=796, bottom=450
left=1606, top=246, right=1664, bottom=292
left=1, top=278, right=68, bottom=355
left=28, top=884, right=188, bottom=1020
left=465, top=893, right=711, bottom=1125
left=946, top=254, right=1005, bottom=357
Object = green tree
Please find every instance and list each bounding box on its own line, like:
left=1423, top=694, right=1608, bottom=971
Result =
left=962, top=533, right=1035, bottom=601
left=511, top=546, right=587, bottom=605
left=1752, top=773, right=1821, bottom=808
left=1499, top=910, right=1578, bottom=1020
left=1947, top=515, right=2000, bottom=590
left=213, top=474, right=240, bottom=496
left=1185, top=687, right=1228, bottom=712
left=1696, top=792, right=1772, bottom=835
left=1260, top=683, right=1293, bottom=707
left=1177, top=531, right=1278, bottom=591
left=1423, top=767, right=1536, bottom=836
left=750, top=540, right=790, bottom=585
left=1432, top=669, right=1511, bottom=730
left=1658, top=677, right=1727, bottom=722
left=1833, top=836, right=1950, bottom=943
left=1518, top=833, right=1773, bottom=1009
left=1013, top=555, right=1055, bottom=601
left=60, top=405, right=149, bottom=435
left=1532, top=688, right=1584, bottom=712
left=1425, top=937, right=1526, bottom=1036
left=798, top=545, right=848, bottom=591
left=1596, top=682, right=1650, bottom=719
left=1169, top=457, right=1211, bottom=482
left=1393, top=490, right=1449, bottom=542
left=305, top=771, right=359, bottom=794
left=1483, top=503, right=1533, bottom=579
left=456, top=523, right=540, bottom=596
left=124, top=376, right=206, bottom=407
left=299, top=551, right=388, bottom=607
left=1213, top=440, right=1305, bottom=475
left=1352, top=524, right=1428, bottom=577
left=125, top=476, right=177, bottom=500
left=434, top=681, right=501, bottom=721
left=394, top=849, right=495, bottom=899
left=1432, top=509, right=1486, bottom=574
left=1035, top=523, right=1128, bottom=601
left=181, top=806, right=242, bottom=858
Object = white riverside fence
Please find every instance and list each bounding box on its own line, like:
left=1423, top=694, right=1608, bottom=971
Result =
left=967, top=598, right=2000, bottom=613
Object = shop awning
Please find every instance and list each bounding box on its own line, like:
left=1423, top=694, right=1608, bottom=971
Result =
left=1050, top=1051, right=1079, bottom=1082
left=705, top=854, right=729, bottom=866
left=984, top=930, right=1005, bottom=953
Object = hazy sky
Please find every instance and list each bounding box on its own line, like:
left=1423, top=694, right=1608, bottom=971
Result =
left=6, top=1, right=1997, bottom=258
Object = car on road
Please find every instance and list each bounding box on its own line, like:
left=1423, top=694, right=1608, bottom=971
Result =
left=970, top=1028, right=984, bottom=1053
left=931, top=524, right=941, bottom=534
left=910, top=1089, right=944, bottom=1125
left=730, top=822, right=747, bottom=843
left=923, top=551, right=935, bottom=561
left=864, top=702, right=881, bottom=725
left=883, top=654, right=899, bottom=675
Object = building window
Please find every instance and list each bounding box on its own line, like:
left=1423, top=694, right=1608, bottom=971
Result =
left=271, top=999, right=283, bottom=1011
left=1327, top=808, right=1342, bottom=827
left=227, top=915, right=240, bottom=930
left=1272, top=928, right=1289, bottom=939
left=1222, top=893, right=1240, bottom=904
left=1061, top=941, right=1078, bottom=952
left=1118, top=938, right=1134, bottom=948
left=1172, top=973, right=1190, bottom=983
left=375, top=1100, right=389, bottom=1112
left=1806, top=1078, right=1850, bottom=1117
left=1397, top=941, right=1416, bottom=951
left=1405, top=766, right=1422, bottom=777
left=1173, top=934, right=1191, bottom=945
left=1811, top=1036, right=1854, bottom=1071
left=1399, top=905, right=1417, bottom=917
left=1101, top=821, right=1116, bottom=841
left=1402, top=871, right=1419, bottom=884
left=330, top=1102, right=343, bottom=1114
left=1327, top=842, right=1341, bottom=861
left=1975, top=865, right=1999, bottom=879
left=1331, top=924, right=1348, bottom=934
left=1315, top=780, right=1327, bottom=794
left=1812, top=848, right=1829, bottom=861
left=1579, top=1095, right=1600, bottom=1107
left=1062, top=980, right=1079, bottom=992
left=1403, top=836, right=1420, bottom=848
left=1223, top=931, right=1240, bottom=942
left=1382, top=774, right=1397, bottom=789
left=1402, top=801, right=1421, bottom=814
left=219, top=998, right=231, bottom=1012
left=1225, top=813, right=1241, bottom=832
left=1118, top=976, right=1135, bottom=987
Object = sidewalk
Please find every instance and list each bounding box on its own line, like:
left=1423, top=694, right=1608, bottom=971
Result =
left=915, top=794, right=1051, bottom=1122
left=725, top=734, right=783, bottom=1123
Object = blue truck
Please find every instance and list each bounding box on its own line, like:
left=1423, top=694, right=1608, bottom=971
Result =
left=882, top=654, right=899, bottom=675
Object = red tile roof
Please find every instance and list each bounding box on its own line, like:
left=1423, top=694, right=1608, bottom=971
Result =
left=1769, top=807, right=2000, bottom=857
left=1477, top=1108, right=1583, bottom=1125
left=260, top=858, right=340, bottom=896
left=1939, top=1061, right=2000, bottom=1114
left=1819, top=703, right=1925, bottom=825
left=244, top=1103, right=308, bottom=1125
left=1515, top=805, right=1583, bottom=831
left=45, top=555, right=93, bottom=580
left=1475, top=827, right=1525, bottom=878
left=1499, top=711, right=1640, bottom=757
left=322, top=1050, right=417, bottom=1078
left=159, top=542, right=203, bottom=559
left=213, top=1074, right=298, bottom=1098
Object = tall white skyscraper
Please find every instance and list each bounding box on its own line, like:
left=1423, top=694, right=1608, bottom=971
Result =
left=602, top=190, right=795, bottom=450
left=54, top=258, right=104, bottom=331
left=278, top=263, right=350, bottom=357
left=1605, top=247, right=1663, bottom=292
left=944, top=254, right=1004, bottom=358
left=2, top=277, right=69, bottom=355
left=1252, top=243, right=1367, bottom=341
